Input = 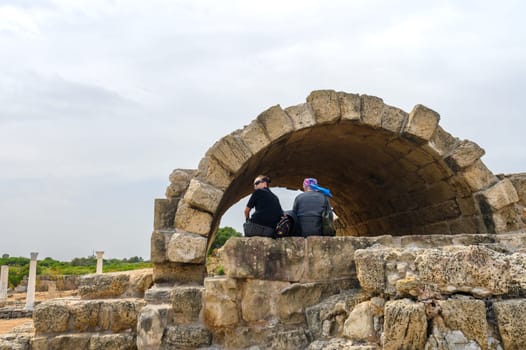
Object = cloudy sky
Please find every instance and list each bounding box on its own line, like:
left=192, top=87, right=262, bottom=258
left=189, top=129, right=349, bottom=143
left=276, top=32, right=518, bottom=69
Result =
left=1, top=0, right=524, bottom=261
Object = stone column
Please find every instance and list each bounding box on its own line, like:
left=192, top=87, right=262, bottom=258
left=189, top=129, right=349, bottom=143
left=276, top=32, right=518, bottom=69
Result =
left=96, top=251, right=104, bottom=274
left=24, top=252, right=38, bottom=310
left=0, top=265, right=8, bottom=300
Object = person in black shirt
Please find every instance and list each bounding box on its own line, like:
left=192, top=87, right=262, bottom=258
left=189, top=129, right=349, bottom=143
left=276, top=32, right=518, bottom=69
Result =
left=244, top=175, right=283, bottom=237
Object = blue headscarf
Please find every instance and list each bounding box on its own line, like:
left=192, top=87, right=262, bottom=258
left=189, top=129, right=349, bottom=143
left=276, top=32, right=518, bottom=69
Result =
left=303, top=178, right=332, bottom=197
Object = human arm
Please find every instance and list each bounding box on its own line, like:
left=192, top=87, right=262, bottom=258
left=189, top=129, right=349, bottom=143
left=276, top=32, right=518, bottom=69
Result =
left=244, top=206, right=251, bottom=221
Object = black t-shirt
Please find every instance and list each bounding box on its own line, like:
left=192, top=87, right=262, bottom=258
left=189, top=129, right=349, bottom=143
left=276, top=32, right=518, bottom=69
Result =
left=246, top=188, right=283, bottom=228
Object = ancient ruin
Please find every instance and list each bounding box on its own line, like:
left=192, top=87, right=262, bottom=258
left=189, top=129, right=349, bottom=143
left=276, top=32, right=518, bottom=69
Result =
left=2, top=90, right=526, bottom=349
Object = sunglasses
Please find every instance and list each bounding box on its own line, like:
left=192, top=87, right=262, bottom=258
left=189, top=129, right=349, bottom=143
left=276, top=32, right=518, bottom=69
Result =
left=253, top=180, right=264, bottom=186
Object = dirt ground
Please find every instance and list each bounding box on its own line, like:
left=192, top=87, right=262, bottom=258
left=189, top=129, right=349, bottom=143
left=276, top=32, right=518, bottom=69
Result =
left=0, top=290, right=77, bottom=335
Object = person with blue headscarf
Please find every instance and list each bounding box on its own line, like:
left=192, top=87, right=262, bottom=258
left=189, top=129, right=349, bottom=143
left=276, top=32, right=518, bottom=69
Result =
left=292, top=178, right=334, bottom=237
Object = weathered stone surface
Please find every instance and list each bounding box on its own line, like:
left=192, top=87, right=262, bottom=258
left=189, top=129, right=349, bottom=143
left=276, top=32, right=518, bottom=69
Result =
left=307, top=90, right=341, bottom=123
left=150, top=230, right=171, bottom=264
left=221, top=237, right=305, bottom=281
left=162, top=325, right=212, bottom=348
left=285, top=103, right=317, bottom=130
left=342, top=300, right=380, bottom=342
left=338, top=92, right=361, bottom=121
left=153, top=261, right=205, bottom=284
left=196, top=155, right=233, bottom=191
left=238, top=119, right=272, bottom=155
left=493, top=299, right=526, bottom=350
left=303, top=236, right=357, bottom=282
left=241, top=279, right=290, bottom=322
left=154, top=198, right=178, bottom=230
left=360, top=95, right=384, bottom=127
left=0, top=333, right=31, bottom=350
left=45, top=334, right=91, bottom=350
left=305, top=289, right=370, bottom=339
left=270, top=328, right=310, bottom=350
left=507, top=173, right=526, bottom=206
left=203, top=277, right=239, bottom=328
left=436, top=299, right=488, bottom=349
left=492, top=204, right=525, bottom=232
left=183, top=178, right=223, bottom=214
left=34, top=298, right=145, bottom=335
left=166, top=232, right=207, bottom=264
left=172, top=285, right=204, bottom=324
left=461, top=159, right=498, bottom=191
left=480, top=178, right=519, bottom=210
left=383, top=299, right=427, bottom=350
left=445, top=140, right=485, bottom=171
left=137, top=304, right=172, bottom=350
left=404, top=104, right=440, bottom=142
left=257, top=104, right=294, bottom=140
left=79, top=269, right=153, bottom=299
left=89, top=334, right=136, bottom=350
left=427, top=125, right=459, bottom=157
left=174, top=202, right=213, bottom=236
left=308, top=338, right=379, bottom=350
left=165, top=169, right=195, bottom=198
left=206, top=133, right=252, bottom=174
left=381, top=105, right=407, bottom=133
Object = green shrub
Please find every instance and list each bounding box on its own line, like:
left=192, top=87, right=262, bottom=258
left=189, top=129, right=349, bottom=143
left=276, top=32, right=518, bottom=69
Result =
left=208, top=226, right=241, bottom=255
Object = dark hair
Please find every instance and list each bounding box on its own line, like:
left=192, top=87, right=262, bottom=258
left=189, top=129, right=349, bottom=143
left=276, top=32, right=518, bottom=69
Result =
left=256, top=175, right=271, bottom=184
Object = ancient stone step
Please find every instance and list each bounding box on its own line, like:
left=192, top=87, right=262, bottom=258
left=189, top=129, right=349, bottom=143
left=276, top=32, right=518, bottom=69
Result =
left=137, top=304, right=174, bottom=350
left=162, top=324, right=212, bottom=349
left=144, top=283, right=174, bottom=304
left=31, top=333, right=136, bottom=350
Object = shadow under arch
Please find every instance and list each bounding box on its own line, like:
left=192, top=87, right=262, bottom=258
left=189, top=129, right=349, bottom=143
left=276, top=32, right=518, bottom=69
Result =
left=156, top=90, right=522, bottom=283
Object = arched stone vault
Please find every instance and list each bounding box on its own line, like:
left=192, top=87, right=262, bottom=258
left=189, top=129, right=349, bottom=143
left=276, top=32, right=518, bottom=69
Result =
left=153, top=90, right=523, bottom=279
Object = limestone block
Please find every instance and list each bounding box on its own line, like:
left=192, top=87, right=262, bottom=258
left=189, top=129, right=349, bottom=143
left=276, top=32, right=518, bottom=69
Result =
left=306, top=90, right=341, bottom=123
left=154, top=198, right=178, bottom=230
left=507, top=173, right=526, bottom=206
left=427, top=125, right=459, bottom=157
left=237, top=119, right=272, bottom=155
left=196, top=155, right=233, bottom=191
left=404, top=104, right=440, bottom=143
left=445, top=140, right=486, bottom=171
left=270, top=328, right=310, bottom=349
left=162, top=325, right=212, bottom=349
left=496, top=232, right=526, bottom=253
left=360, top=95, right=384, bottom=128
left=166, top=169, right=195, bottom=198
left=493, top=299, right=526, bottom=349
left=381, top=105, right=408, bottom=133
left=308, top=338, right=375, bottom=350
left=403, top=146, right=435, bottom=167
left=34, top=299, right=146, bottom=335
left=461, top=160, right=498, bottom=191
left=338, top=92, right=361, bottom=121
left=47, top=334, right=91, bottom=349
left=203, top=277, right=240, bottom=328
left=354, top=248, right=389, bottom=294
left=383, top=299, right=427, bottom=350
left=305, top=289, right=371, bottom=339
left=172, top=286, right=204, bottom=324
left=174, top=202, right=213, bottom=236
left=89, top=334, right=136, bottom=350
left=303, top=236, right=357, bottom=282
left=206, top=133, right=252, bottom=174
left=151, top=230, right=171, bottom=264
left=342, top=301, right=378, bottom=342
left=183, top=178, right=223, bottom=214
left=417, top=161, right=452, bottom=185
left=153, top=261, right=205, bottom=284
left=167, top=232, right=207, bottom=264
left=285, top=103, right=317, bottom=130
left=437, top=299, right=488, bottom=349
left=221, top=237, right=305, bottom=281
left=241, top=279, right=290, bottom=322
left=137, top=304, right=173, bottom=350
left=480, top=178, right=519, bottom=210
left=79, top=269, right=153, bottom=299
left=33, top=301, right=70, bottom=333
left=257, top=104, right=294, bottom=140
left=492, top=204, right=525, bottom=233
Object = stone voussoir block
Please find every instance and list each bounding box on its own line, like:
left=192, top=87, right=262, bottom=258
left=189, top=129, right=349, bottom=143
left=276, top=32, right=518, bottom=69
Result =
left=360, top=94, right=385, bottom=128
left=403, top=104, right=440, bottom=143
left=445, top=140, right=485, bottom=171
left=174, top=202, right=213, bottom=236
left=166, top=169, right=196, bottom=199
left=285, top=103, right=317, bottom=131
left=381, top=104, right=408, bottom=134
left=460, top=159, right=498, bottom=191
left=257, top=104, right=294, bottom=141
left=480, top=178, right=519, bottom=211
left=306, top=90, right=342, bottom=123
left=237, top=119, right=272, bottom=155
left=425, top=125, right=459, bottom=157
left=167, top=232, right=207, bottom=264
left=196, top=154, right=233, bottom=191
left=183, top=178, right=223, bottom=214
left=338, top=91, right=361, bottom=121
left=206, top=133, right=252, bottom=174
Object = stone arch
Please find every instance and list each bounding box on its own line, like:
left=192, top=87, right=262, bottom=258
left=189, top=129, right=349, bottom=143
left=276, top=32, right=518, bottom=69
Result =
left=174, top=90, right=521, bottom=242
left=152, top=90, right=523, bottom=283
